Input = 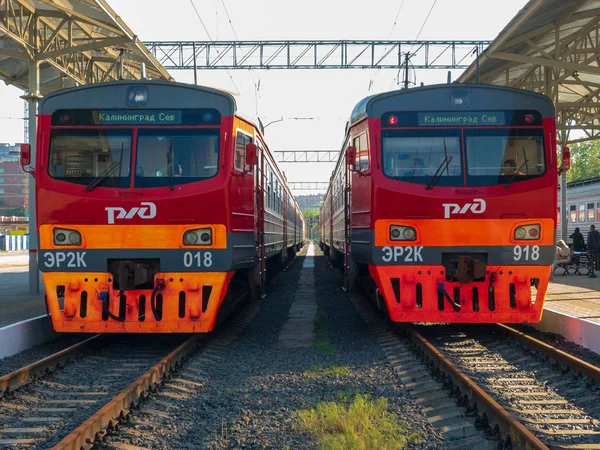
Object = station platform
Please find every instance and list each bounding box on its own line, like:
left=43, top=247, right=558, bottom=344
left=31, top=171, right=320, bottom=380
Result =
left=0, top=252, right=46, bottom=328
left=533, top=271, right=600, bottom=354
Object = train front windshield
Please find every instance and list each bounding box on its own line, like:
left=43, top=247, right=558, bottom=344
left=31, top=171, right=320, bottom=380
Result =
left=47, top=108, right=220, bottom=189
left=381, top=110, right=546, bottom=187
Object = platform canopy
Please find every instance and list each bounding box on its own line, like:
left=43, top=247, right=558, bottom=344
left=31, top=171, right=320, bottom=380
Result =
left=0, top=0, right=172, bottom=94
left=458, top=0, right=600, bottom=144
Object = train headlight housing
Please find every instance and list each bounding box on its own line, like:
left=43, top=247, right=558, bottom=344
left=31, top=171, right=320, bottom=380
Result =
left=514, top=224, right=540, bottom=240
left=53, top=228, right=82, bottom=246
left=390, top=225, right=417, bottom=241
left=183, top=228, right=212, bottom=246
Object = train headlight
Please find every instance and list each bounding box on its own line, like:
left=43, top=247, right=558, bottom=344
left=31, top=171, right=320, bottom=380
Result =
left=53, top=228, right=82, bottom=246
left=514, top=224, right=540, bottom=240
left=390, top=225, right=417, bottom=241
left=183, top=228, right=212, bottom=246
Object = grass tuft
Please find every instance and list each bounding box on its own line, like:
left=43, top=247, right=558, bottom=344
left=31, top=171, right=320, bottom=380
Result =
left=314, top=339, right=337, bottom=354
left=295, top=394, right=421, bottom=450
left=305, top=364, right=351, bottom=379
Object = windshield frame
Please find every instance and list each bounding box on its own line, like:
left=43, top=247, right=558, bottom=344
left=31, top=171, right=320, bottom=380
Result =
left=47, top=128, right=133, bottom=188
left=380, top=128, right=464, bottom=187
left=463, top=128, right=546, bottom=187
left=133, top=127, right=221, bottom=189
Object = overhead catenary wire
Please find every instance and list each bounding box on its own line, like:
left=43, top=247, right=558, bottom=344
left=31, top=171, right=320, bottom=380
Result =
left=368, top=0, right=407, bottom=92
left=188, top=0, right=241, bottom=95
left=219, top=0, right=260, bottom=115
left=390, top=0, right=439, bottom=90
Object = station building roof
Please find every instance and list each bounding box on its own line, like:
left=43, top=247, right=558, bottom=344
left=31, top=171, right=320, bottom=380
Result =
left=0, top=0, right=172, bottom=95
left=457, top=0, right=600, bottom=144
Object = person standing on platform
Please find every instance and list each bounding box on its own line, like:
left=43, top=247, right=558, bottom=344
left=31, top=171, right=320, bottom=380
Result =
left=570, top=227, right=586, bottom=252
left=587, top=225, right=600, bottom=278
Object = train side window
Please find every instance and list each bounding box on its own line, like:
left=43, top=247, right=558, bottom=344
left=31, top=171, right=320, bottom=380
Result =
left=235, top=130, right=253, bottom=172
left=569, top=205, right=577, bottom=223
left=353, top=133, right=369, bottom=171
left=597, top=202, right=600, bottom=221
left=588, top=203, right=595, bottom=222
left=578, top=204, right=585, bottom=222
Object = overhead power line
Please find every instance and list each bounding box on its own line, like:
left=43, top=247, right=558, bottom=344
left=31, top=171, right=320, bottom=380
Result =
left=188, top=0, right=241, bottom=95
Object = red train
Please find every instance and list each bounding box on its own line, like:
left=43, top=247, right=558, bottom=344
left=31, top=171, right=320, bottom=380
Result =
left=22, top=80, right=304, bottom=333
left=320, top=84, right=557, bottom=323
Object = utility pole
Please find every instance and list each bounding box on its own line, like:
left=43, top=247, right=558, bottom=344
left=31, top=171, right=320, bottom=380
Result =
left=403, top=53, right=411, bottom=89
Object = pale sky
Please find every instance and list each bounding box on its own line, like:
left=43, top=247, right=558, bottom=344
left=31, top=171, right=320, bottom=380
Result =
left=0, top=0, right=530, bottom=192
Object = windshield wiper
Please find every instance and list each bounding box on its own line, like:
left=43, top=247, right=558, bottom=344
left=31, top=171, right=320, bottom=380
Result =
left=426, top=155, right=453, bottom=190
left=85, top=160, right=121, bottom=192
left=166, top=140, right=174, bottom=191
left=504, top=159, right=528, bottom=189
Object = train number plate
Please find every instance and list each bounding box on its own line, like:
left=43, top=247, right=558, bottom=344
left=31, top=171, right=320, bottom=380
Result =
left=43, top=251, right=87, bottom=268
left=513, top=245, right=540, bottom=261
left=183, top=251, right=213, bottom=268
left=381, top=246, right=424, bottom=263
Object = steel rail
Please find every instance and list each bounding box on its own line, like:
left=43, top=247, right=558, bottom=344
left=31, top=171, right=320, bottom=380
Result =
left=0, top=335, right=103, bottom=395
left=496, top=324, right=600, bottom=382
left=401, top=324, right=549, bottom=450
left=53, top=335, right=200, bottom=450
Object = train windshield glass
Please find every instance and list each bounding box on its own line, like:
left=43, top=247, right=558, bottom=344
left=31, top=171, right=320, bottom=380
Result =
left=464, top=129, right=545, bottom=186
left=134, top=128, right=220, bottom=188
left=48, top=130, right=132, bottom=187
left=381, top=129, right=462, bottom=186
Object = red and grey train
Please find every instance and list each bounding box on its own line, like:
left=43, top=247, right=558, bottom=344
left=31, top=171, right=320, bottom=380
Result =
left=23, top=80, right=304, bottom=333
left=320, top=84, right=557, bottom=324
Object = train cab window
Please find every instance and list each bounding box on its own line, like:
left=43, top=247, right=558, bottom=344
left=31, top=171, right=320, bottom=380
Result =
left=588, top=203, right=595, bottom=222
left=235, top=131, right=253, bottom=172
left=464, top=129, right=544, bottom=186
left=134, top=129, right=219, bottom=188
left=354, top=133, right=369, bottom=171
left=570, top=205, right=577, bottom=223
left=48, top=130, right=132, bottom=187
left=578, top=204, right=585, bottom=222
left=381, top=129, right=462, bottom=186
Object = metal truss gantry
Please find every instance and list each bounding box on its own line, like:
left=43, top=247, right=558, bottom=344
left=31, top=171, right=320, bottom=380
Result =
left=144, top=40, right=492, bottom=70
left=288, top=182, right=329, bottom=191
left=275, top=150, right=338, bottom=163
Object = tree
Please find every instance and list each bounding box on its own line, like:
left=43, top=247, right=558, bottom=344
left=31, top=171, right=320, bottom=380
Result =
left=566, top=141, right=600, bottom=182
left=2, top=207, right=25, bottom=217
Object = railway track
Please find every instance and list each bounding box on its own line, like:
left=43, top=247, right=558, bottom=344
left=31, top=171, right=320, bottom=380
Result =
left=0, top=334, right=196, bottom=449
left=351, top=292, right=600, bottom=450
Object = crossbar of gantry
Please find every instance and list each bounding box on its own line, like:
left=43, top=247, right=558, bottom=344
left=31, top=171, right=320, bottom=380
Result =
left=275, top=151, right=339, bottom=163
left=144, top=40, right=492, bottom=70
left=288, top=182, right=329, bottom=191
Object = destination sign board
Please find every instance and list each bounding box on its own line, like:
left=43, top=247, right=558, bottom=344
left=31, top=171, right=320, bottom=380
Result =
left=417, top=112, right=506, bottom=126
left=97, top=110, right=182, bottom=125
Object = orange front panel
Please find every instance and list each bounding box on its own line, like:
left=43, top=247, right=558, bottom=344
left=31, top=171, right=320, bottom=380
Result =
left=369, top=265, right=550, bottom=324
left=39, top=224, right=227, bottom=249
left=44, top=271, right=233, bottom=333
left=374, top=219, right=554, bottom=247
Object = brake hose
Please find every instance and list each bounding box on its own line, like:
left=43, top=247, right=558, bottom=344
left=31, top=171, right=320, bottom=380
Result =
left=98, top=291, right=124, bottom=322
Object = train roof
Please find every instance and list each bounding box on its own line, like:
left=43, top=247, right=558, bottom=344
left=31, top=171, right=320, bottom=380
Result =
left=39, top=80, right=238, bottom=116
left=349, top=83, right=555, bottom=128
left=562, top=177, right=600, bottom=189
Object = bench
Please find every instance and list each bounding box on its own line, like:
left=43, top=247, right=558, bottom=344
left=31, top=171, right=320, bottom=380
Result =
left=553, top=251, right=591, bottom=276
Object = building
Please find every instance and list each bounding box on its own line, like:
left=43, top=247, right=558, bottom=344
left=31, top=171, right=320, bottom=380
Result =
left=0, top=143, right=27, bottom=217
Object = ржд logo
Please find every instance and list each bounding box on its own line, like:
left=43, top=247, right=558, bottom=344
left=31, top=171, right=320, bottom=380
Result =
left=442, top=198, right=486, bottom=219
left=105, top=202, right=157, bottom=224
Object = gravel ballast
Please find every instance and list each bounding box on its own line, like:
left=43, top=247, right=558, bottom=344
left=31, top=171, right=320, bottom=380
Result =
left=107, top=244, right=443, bottom=449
